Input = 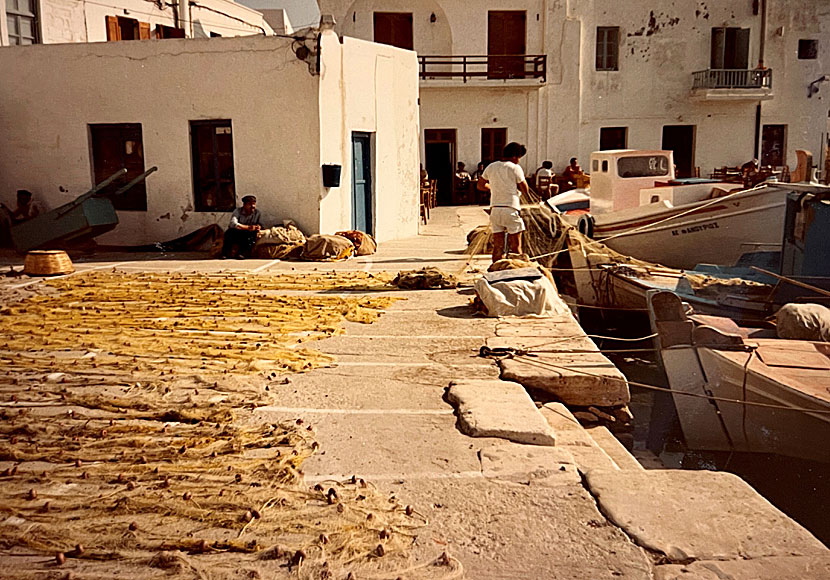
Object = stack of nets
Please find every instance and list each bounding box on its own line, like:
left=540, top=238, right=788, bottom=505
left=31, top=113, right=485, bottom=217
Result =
left=0, top=271, right=462, bottom=579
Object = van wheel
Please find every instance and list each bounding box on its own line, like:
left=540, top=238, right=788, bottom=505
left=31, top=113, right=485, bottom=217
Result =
left=577, top=214, right=595, bottom=238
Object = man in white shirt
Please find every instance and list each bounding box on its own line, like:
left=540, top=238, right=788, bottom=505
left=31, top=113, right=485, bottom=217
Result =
left=476, top=142, right=530, bottom=262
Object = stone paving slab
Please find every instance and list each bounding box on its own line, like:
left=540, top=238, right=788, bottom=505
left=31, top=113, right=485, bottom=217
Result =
left=494, top=316, right=583, bottom=337
left=446, top=379, right=557, bottom=446
left=585, top=426, right=644, bottom=471
left=499, top=350, right=630, bottom=407
left=653, top=555, right=830, bottom=580
left=584, top=469, right=829, bottom=562
left=540, top=403, right=621, bottom=472
left=380, top=476, right=654, bottom=580
left=487, top=334, right=601, bottom=353
left=479, top=442, right=580, bottom=486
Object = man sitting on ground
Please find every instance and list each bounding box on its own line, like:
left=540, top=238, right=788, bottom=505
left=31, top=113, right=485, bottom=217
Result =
left=222, top=195, right=261, bottom=259
left=477, top=142, right=530, bottom=263
left=1, top=189, right=42, bottom=247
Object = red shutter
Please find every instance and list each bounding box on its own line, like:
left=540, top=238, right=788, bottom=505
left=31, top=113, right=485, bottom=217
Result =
left=106, top=16, right=120, bottom=41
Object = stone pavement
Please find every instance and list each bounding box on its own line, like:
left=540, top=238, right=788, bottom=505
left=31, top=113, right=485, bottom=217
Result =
left=1, top=206, right=826, bottom=578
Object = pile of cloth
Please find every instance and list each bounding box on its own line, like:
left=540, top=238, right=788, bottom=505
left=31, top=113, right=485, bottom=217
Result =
left=252, top=224, right=377, bottom=261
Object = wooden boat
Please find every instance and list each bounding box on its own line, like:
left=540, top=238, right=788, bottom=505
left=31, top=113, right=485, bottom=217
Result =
left=567, top=149, right=830, bottom=270
left=647, top=290, right=830, bottom=464
left=11, top=167, right=156, bottom=252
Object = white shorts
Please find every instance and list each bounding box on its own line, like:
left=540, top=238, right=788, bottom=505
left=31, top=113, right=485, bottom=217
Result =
left=489, top=207, right=526, bottom=234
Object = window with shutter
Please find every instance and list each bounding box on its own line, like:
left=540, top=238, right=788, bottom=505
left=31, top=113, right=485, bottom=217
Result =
left=106, top=15, right=120, bottom=41
left=138, top=21, right=151, bottom=40
left=89, top=123, right=148, bottom=211
left=190, top=120, right=236, bottom=212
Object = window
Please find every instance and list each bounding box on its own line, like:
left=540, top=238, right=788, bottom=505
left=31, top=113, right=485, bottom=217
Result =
left=599, top=127, right=627, bottom=150
left=191, top=120, right=236, bottom=212
left=798, top=39, right=818, bottom=60
left=481, top=128, right=507, bottom=164
left=488, top=11, right=526, bottom=78
left=90, top=124, right=147, bottom=211
left=6, top=0, right=39, bottom=45
left=596, top=27, right=619, bottom=71
left=617, top=155, right=670, bottom=178
left=106, top=15, right=151, bottom=41
left=373, top=12, right=413, bottom=50
left=156, top=24, right=186, bottom=39
left=711, top=27, right=749, bottom=69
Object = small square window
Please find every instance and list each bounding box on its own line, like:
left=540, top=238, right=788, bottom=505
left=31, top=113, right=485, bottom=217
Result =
left=798, top=39, right=818, bottom=60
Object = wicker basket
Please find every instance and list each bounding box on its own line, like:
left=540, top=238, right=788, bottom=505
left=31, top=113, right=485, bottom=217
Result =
left=23, top=250, right=75, bottom=276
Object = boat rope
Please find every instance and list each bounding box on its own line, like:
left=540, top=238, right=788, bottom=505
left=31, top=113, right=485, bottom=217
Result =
left=486, top=350, right=830, bottom=415
left=529, top=182, right=771, bottom=262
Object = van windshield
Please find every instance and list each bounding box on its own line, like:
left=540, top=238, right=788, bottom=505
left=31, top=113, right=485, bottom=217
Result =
left=617, top=155, right=670, bottom=178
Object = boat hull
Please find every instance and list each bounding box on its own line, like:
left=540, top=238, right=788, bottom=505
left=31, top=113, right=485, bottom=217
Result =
left=594, top=187, right=787, bottom=270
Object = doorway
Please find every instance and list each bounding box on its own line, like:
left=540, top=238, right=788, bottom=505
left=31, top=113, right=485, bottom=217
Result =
left=425, top=129, right=456, bottom=206
left=662, top=125, right=696, bottom=178
left=351, top=132, right=374, bottom=235
left=761, top=125, right=787, bottom=167
left=487, top=11, right=526, bottom=79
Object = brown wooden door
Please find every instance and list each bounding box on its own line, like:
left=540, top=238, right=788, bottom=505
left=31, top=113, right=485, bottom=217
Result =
left=373, top=12, right=413, bottom=50
left=488, top=11, right=526, bottom=79
left=481, top=128, right=507, bottom=164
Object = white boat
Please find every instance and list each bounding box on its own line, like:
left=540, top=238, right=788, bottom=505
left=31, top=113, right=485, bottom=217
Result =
left=557, top=150, right=830, bottom=270
left=647, top=289, right=830, bottom=464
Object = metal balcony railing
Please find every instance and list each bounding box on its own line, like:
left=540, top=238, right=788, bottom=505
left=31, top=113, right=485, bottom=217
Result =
left=418, top=54, right=546, bottom=82
left=692, top=68, right=773, bottom=90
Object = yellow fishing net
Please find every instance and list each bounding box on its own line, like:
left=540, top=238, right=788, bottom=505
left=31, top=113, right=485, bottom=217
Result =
left=0, top=271, right=462, bottom=579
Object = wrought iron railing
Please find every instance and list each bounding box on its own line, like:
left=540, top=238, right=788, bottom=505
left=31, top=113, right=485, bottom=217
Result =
left=692, top=68, right=773, bottom=90
left=418, top=54, right=546, bottom=82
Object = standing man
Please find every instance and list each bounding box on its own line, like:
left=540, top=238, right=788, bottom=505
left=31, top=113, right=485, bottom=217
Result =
left=222, top=195, right=261, bottom=259
left=477, top=142, right=530, bottom=263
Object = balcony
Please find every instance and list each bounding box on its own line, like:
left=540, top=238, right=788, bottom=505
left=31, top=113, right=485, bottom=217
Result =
left=418, top=54, right=546, bottom=87
left=691, top=68, right=774, bottom=101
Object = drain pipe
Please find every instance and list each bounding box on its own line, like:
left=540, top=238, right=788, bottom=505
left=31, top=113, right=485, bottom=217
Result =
left=753, top=0, right=767, bottom=161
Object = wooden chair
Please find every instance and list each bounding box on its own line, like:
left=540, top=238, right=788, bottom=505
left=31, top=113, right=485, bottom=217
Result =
left=428, top=179, right=437, bottom=209
left=537, top=175, right=553, bottom=200
left=420, top=185, right=430, bottom=224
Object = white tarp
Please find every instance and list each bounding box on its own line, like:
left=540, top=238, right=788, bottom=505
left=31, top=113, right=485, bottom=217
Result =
left=474, top=274, right=571, bottom=318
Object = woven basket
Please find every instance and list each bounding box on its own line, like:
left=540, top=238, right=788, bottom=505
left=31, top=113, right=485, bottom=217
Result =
left=23, top=250, right=75, bottom=276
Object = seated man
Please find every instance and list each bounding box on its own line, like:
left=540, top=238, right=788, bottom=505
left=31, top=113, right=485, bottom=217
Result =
left=455, top=162, right=471, bottom=183
left=535, top=161, right=558, bottom=200
left=562, top=158, right=583, bottom=184
left=1, top=189, right=42, bottom=247
left=222, top=195, right=261, bottom=259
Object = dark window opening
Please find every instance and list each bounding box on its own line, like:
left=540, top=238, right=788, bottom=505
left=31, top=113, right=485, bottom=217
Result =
left=617, top=155, right=671, bottom=178
left=156, top=24, right=186, bottom=39
left=600, top=127, right=627, bottom=150
left=210, top=31, right=222, bottom=37
left=191, top=120, right=236, bottom=212
left=90, top=123, right=147, bottom=211
left=798, top=39, right=818, bottom=60
left=373, top=12, right=413, bottom=50
left=596, top=27, right=619, bottom=71
left=6, top=0, right=39, bottom=45
left=481, top=128, right=507, bottom=164
left=487, top=11, right=527, bottom=79
left=711, top=27, right=750, bottom=69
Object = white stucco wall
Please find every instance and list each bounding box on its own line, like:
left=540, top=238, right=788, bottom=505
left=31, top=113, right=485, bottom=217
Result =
left=0, top=0, right=272, bottom=45
left=319, top=0, right=830, bottom=180
left=0, top=36, right=322, bottom=244
left=318, top=31, right=420, bottom=242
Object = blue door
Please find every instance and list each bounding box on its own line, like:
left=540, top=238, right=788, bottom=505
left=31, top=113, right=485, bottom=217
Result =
left=351, top=132, right=373, bottom=235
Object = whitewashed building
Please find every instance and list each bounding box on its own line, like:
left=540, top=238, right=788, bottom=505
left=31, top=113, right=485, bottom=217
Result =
left=0, top=29, right=420, bottom=244
left=317, top=0, right=830, bottom=204
left=0, top=0, right=275, bottom=45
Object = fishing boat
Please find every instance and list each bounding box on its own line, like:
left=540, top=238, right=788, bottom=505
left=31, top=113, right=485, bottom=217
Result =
left=553, top=149, right=830, bottom=270
left=647, top=289, right=830, bottom=464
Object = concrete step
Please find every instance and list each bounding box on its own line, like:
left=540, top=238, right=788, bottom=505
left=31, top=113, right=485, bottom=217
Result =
left=585, top=426, right=645, bottom=471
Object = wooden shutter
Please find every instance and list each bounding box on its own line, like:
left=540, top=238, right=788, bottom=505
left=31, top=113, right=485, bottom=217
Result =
left=106, top=15, right=120, bottom=41
left=138, top=21, right=151, bottom=40
left=373, top=12, right=413, bottom=50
